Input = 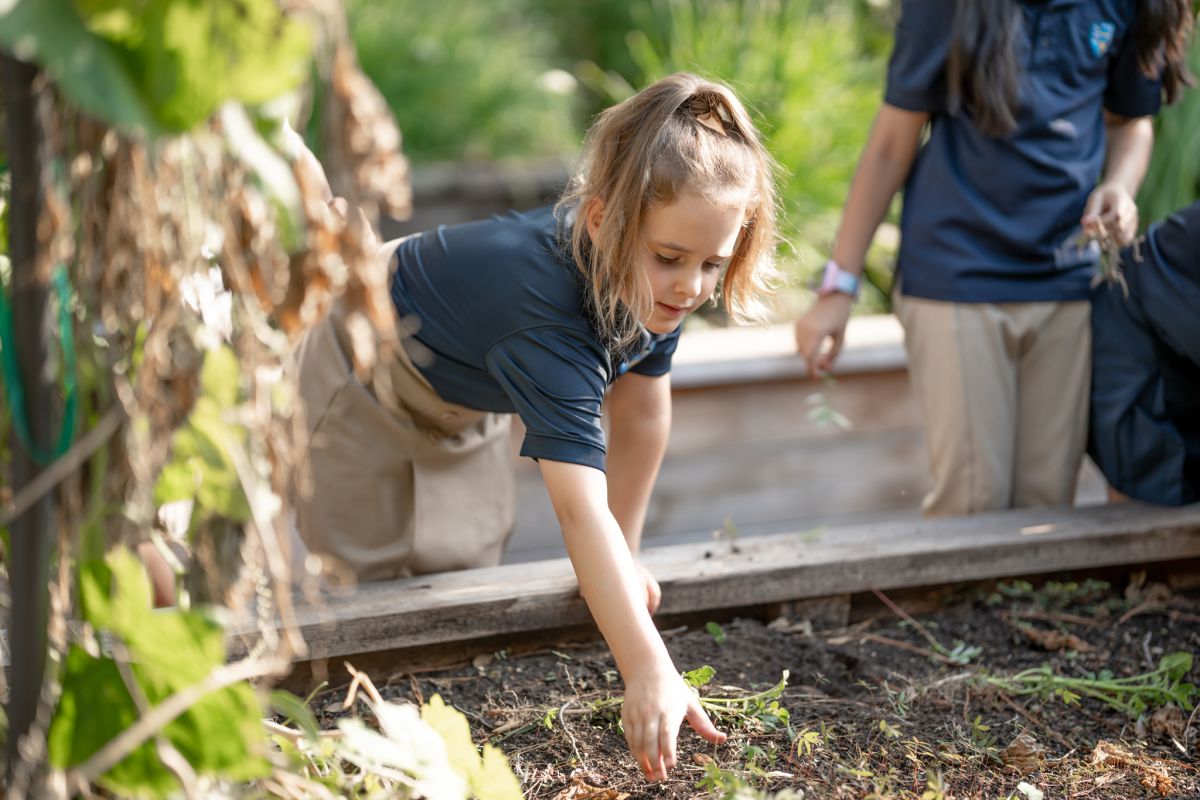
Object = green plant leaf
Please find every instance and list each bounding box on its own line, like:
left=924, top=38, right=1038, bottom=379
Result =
left=0, top=0, right=162, bottom=134
left=270, top=689, right=322, bottom=743
left=1, top=0, right=310, bottom=135
left=421, top=694, right=523, bottom=800
left=683, top=665, right=716, bottom=688
left=49, top=645, right=177, bottom=796
left=1160, top=652, right=1193, bottom=683
left=52, top=550, right=270, bottom=791
left=198, top=345, right=240, bottom=408
left=154, top=346, right=250, bottom=521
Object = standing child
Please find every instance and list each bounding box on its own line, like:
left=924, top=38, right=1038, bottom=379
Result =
left=1090, top=200, right=1200, bottom=505
left=294, top=72, right=780, bottom=782
left=794, top=0, right=1193, bottom=516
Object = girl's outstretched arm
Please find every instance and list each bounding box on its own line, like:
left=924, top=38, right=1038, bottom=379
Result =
left=603, top=370, right=672, bottom=613
left=538, top=458, right=726, bottom=782
left=794, top=103, right=928, bottom=376
left=1082, top=112, right=1155, bottom=246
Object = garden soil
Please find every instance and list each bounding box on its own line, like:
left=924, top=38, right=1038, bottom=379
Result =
left=319, top=572, right=1200, bottom=799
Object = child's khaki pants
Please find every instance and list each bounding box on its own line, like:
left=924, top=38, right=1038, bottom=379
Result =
left=292, top=310, right=515, bottom=581
left=893, top=293, right=1091, bottom=517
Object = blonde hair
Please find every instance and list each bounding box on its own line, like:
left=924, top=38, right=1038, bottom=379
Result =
left=557, top=72, right=780, bottom=348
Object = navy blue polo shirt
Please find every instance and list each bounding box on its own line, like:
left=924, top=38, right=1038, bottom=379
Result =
left=389, top=206, right=680, bottom=471
left=887, top=0, right=1163, bottom=303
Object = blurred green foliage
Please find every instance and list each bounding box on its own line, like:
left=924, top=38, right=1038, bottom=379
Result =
left=1138, top=27, right=1200, bottom=225
left=347, top=0, right=580, bottom=161
left=348, top=0, right=898, bottom=311
left=0, top=0, right=310, bottom=135
left=620, top=0, right=897, bottom=311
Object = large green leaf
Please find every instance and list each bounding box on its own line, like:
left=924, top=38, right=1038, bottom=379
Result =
left=421, top=694, right=524, bottom=800
left=0, top=0, right=310, bottom=134
left=52, top=551, right=270, bottom=795
left=71, top=0, right=312, bottom=131
left=154, top=346, right=250, bottom=522
left=0, top=0, right=162, bottom=134
left=48, top=645, right=176, bottom=797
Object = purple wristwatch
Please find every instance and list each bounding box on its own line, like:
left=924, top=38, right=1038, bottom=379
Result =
left=816, top=259, right=860, bottom=299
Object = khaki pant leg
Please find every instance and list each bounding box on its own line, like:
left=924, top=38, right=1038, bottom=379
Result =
left=293, top=314, right=517, bottom=581
left=895, top=294, right=1019, bottom=516
left=410, top=413, right=515, bottom=574
left=1012, top=301, right=1091, bottom=507
left=293, top=317, right=423, bottom=581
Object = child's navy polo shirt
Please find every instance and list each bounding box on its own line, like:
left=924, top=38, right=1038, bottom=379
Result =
left=1089, top=201, right=1200, bottom=504
left=389, top=206, right=680, bottom=472
left=886, top=0, right=1163, bottom=303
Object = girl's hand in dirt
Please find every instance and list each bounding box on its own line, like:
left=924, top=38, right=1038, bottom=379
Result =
left=794, top=292, right=853, bottom=377
left=635, top=560, right=662, bottom=615
left=1082, top=181, right=1138, bottom=247
left=622, top=667, right=726, bottom=782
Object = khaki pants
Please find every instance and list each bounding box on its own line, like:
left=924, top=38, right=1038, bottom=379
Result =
left=292, top=310, right=515, bottom=581
left=893, top=293, right=1090, bottom=517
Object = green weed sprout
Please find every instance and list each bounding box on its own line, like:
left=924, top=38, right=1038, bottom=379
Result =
left=981, top=652, right=1196, bottom=717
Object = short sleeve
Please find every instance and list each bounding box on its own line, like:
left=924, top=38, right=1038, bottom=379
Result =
left=884, top=0, right=953, bottom=113
left=486, top=327, right=609, bottom=471
left=627, top=328, right=681, bottom=377
left=1104, top=24, right=1163, bottom=118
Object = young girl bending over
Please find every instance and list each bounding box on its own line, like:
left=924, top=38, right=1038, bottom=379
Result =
left=294, top=72, right=780, bottom=782
left=794, top=0, right=1193, bottom=516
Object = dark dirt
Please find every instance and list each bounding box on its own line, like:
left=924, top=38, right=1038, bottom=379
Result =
left=323, top=572, right=1200, bottom=799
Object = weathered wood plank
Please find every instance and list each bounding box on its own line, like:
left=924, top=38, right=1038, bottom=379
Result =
left=231, top=503, right=1200, bottom=662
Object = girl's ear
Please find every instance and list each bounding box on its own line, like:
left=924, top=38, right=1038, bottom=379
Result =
left=584, top=198, right=605, bottom=241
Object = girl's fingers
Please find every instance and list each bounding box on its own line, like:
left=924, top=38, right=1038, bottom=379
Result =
left=686, top=696, right=726, bottom=744
left=660, top=712, right=682, bottom=773
left=640, top=718, right=664, bottom=781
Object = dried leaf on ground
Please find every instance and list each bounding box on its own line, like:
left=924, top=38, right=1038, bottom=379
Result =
left=1149, top=704, right=1186, bottom=740
left=1012, top=623, right=1094, bottom=653
left=1002, top=732, right=1048, bottom=774
left=552, top=772, right=630, bottom=800
left=1090, top=740, right=1176, bottom=796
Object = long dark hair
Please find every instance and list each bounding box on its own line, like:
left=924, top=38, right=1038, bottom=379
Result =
left=1137, top=0, right=1196, bottom=104
left=947, top=0, right=1195, bottom=138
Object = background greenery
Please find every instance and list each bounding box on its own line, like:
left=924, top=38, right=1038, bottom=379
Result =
left=349, top=0, right=1200, bottom=318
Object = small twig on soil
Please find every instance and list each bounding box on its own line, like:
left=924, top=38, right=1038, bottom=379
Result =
left=263, top=718, right=343, bottom=743
left=1184, top=699, right=1200, bottom=754
left=409, top=674, right=425, bottom=706
left=1000, top=608, right=1103, bottom=628
left=343, top=661, right=384, bottom=709
left=994, top=690, right=1074, bottom=750
left=857, top=632, right=961, bottom=666
left=1117, top=599, right=1169, bottom=626
left=870, top=587, right=954, bottom=656
left=557, top=700, right=584, bottom=766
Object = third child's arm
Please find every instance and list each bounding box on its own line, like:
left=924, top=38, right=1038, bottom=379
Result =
left=795, top=103, right=928, bottom=375
left=1082, top=112, right=1155, bottom=246
left=538, top=459, right=725, bottom=782
left=604, top=371, right=672, bottom=612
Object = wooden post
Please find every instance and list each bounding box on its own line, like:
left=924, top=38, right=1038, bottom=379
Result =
left=2, top=53, right=54, bottom=779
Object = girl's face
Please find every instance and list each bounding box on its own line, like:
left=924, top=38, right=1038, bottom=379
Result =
left=636, top=192, right=747, bottom=335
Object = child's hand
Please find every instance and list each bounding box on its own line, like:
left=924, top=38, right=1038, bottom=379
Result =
left=622, top=666, right=726, bottom=782
left=634, top=560, right=662, bottom=615
left=1082, top=181, right=1138, bottom=247
left=794, top=293, right=853, bottom=377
